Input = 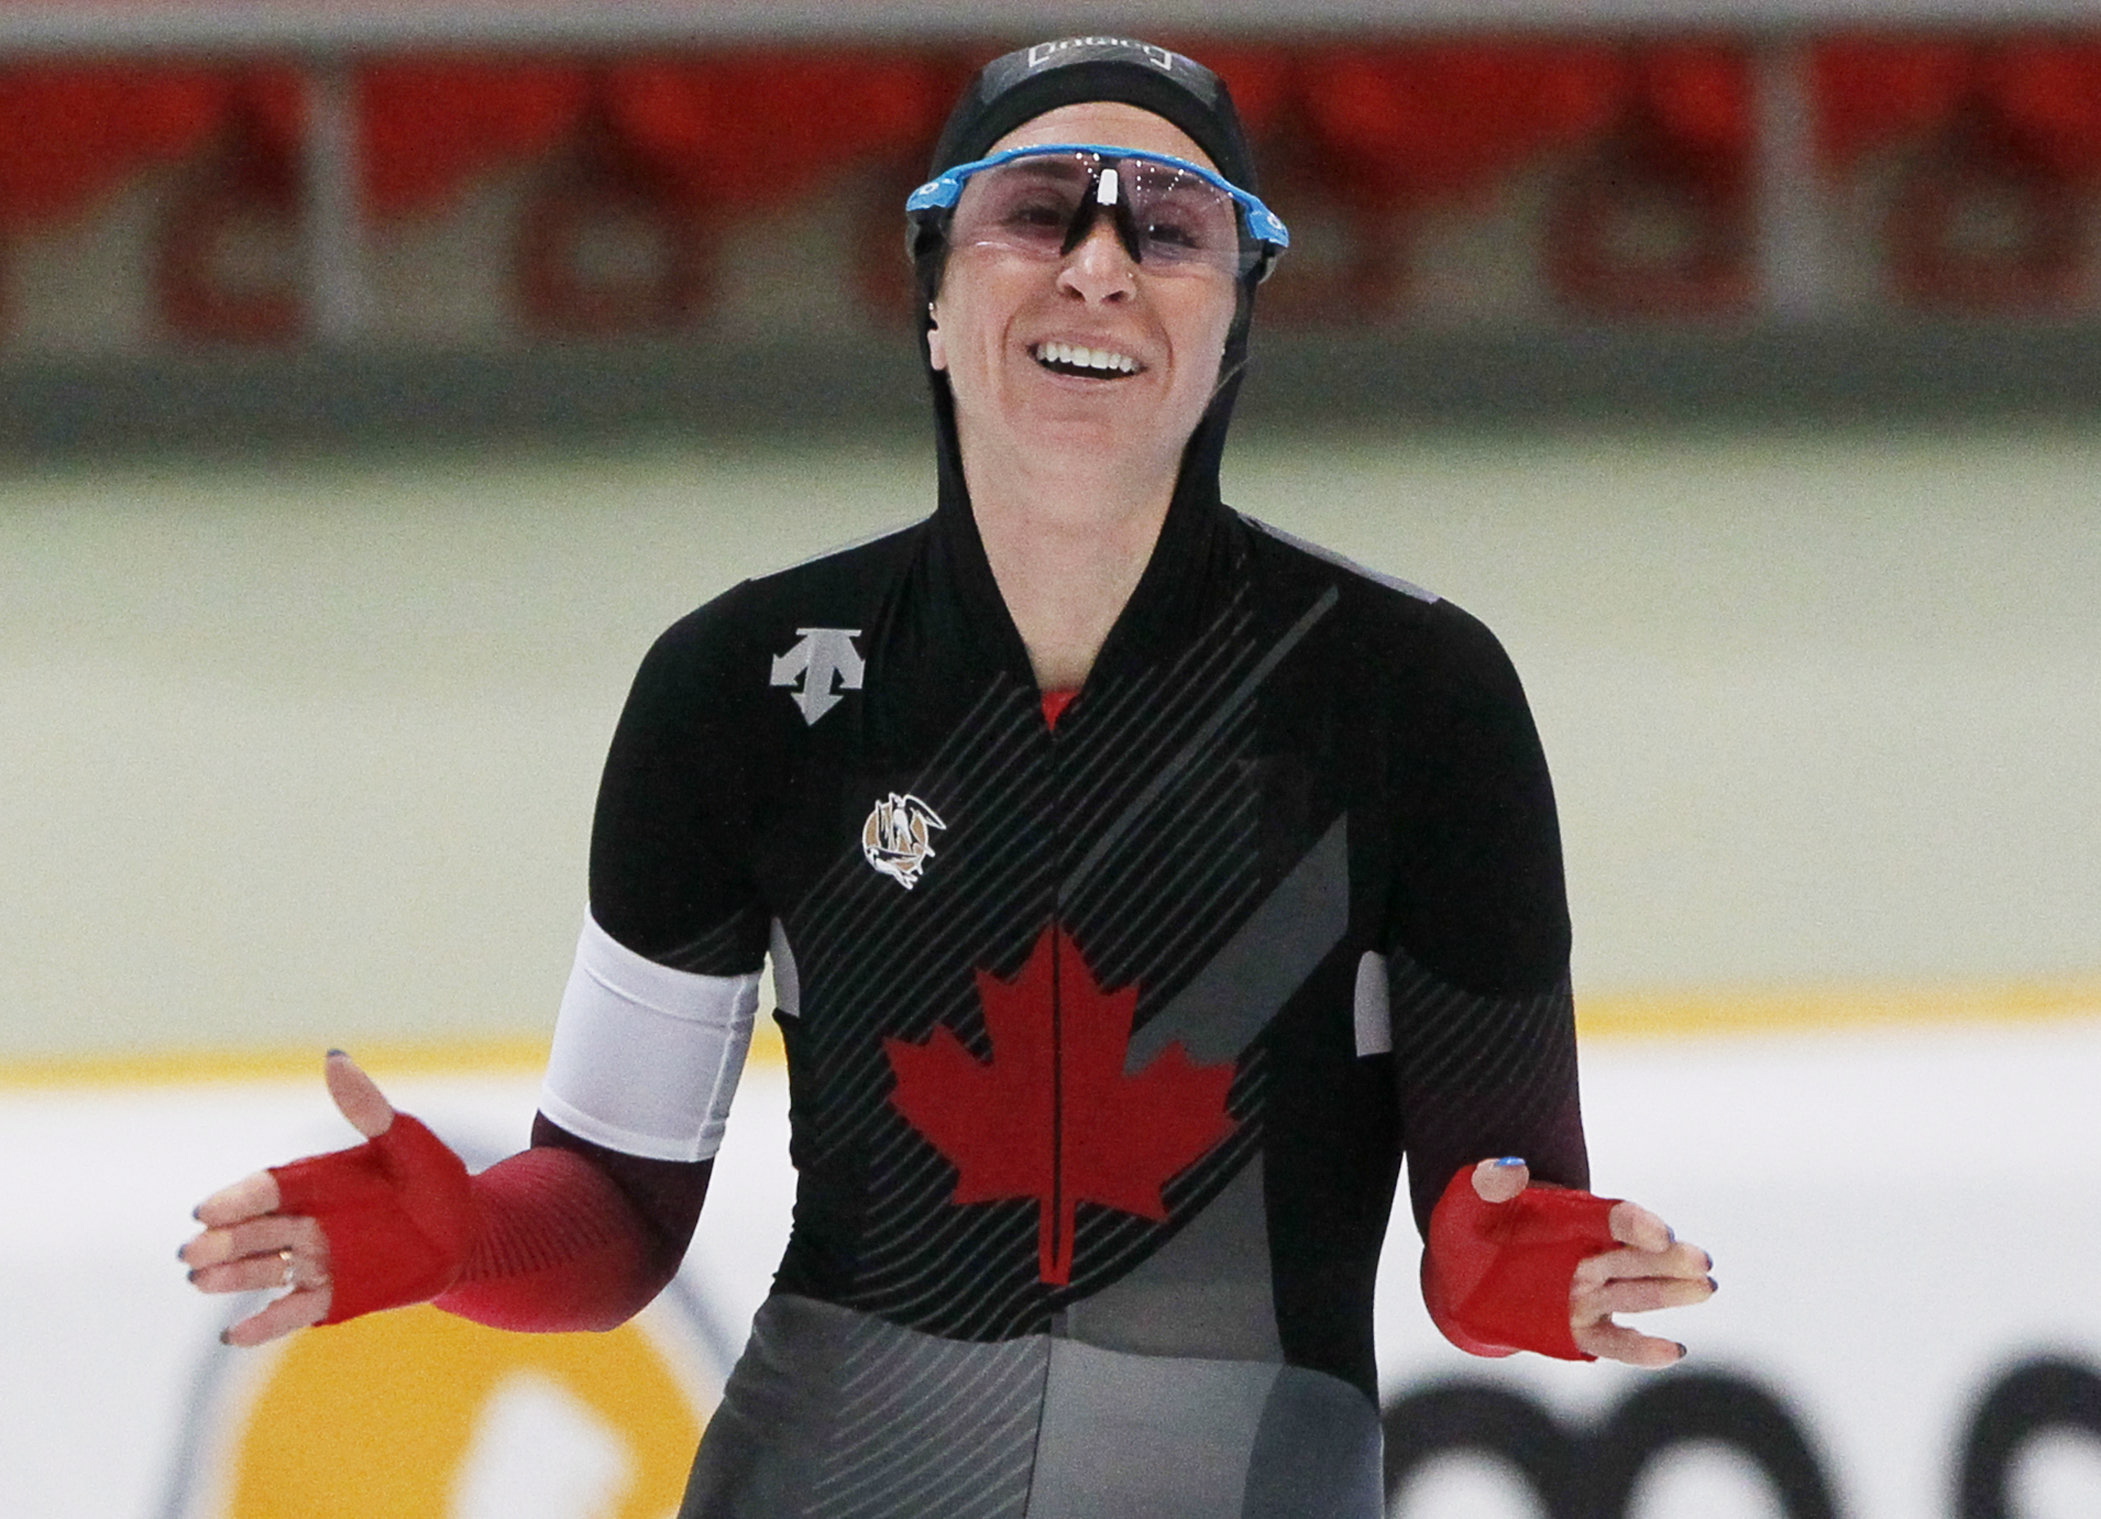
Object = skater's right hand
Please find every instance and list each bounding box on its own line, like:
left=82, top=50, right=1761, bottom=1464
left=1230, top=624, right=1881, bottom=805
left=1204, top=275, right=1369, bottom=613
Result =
left=178, top=1052, right=473, bottom=1345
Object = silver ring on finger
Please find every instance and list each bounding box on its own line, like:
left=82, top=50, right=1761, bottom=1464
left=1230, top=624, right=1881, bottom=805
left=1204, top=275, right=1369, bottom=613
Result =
left=277, top=1247, right=296, bottom=1288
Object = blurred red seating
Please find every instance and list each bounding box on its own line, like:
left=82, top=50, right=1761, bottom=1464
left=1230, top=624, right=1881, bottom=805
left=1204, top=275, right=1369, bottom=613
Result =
left=1816, top=35, right=2101, bottom=309
left=1289, top=40, right=1754, bottom=317
left=4, top=34, right=2100, bottom=340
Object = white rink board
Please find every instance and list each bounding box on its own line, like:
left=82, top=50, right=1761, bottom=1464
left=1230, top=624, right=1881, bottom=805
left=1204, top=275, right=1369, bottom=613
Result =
left=7, top=1019, right=2101, bottom=1519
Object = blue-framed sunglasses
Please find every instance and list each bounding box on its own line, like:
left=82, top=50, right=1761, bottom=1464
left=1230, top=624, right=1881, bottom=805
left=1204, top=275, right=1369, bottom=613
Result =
left=907, top=143, right=1289, bottom=282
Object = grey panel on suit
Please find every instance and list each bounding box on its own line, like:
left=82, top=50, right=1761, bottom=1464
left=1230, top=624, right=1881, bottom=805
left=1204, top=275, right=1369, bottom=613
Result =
left=1124, top=813, right=1351, bottom=1072
left=680, top=1295, right=1384, bottom=1518
left=1024, top=1339, right=1281, bottom=1519
left=1241, top=1364, right=1387, bottom=1518
left=679, top=1294, right=1045, bottom=1519
left=677, top=1292, right=812, bottom=1518
left=1026, top=1339, right=1385, bottom=1519
left=1063, top=1155, right=1283, bottom=1362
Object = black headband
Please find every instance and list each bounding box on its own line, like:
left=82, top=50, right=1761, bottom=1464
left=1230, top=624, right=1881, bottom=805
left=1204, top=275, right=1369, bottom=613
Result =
left=929, top=37, right=1260, bottom=196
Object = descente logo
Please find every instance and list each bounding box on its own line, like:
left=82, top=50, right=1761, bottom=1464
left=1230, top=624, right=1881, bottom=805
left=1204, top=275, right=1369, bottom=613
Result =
left=1027, top=39, right=1175, bottom=73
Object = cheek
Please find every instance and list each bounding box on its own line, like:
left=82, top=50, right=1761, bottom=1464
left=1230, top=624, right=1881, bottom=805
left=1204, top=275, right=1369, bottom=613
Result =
left=1169, top=289, right=1236, bottom=383
left=929, top=259, right=1024, bottom=378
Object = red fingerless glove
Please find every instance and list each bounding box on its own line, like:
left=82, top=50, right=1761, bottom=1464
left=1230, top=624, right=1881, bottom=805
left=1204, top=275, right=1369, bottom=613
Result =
left=1421, top=1163, right=1621, bottom=1361
left=271, top=1114, right=477, bottom=1326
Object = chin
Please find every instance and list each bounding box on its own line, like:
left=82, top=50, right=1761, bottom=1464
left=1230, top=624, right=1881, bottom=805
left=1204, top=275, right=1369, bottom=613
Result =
left=1016, top=403, right=1155, bottom=454
left=1017, top=377, right=1193, bottom=438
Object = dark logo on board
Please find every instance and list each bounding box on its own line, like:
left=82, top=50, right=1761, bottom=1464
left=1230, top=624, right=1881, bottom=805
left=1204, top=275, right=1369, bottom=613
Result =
left=1384, top=1357, right=2101, bottom=1519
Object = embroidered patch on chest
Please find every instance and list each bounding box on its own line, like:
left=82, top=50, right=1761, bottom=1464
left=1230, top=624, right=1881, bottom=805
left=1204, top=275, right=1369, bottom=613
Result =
left=862, top=792, right=946, bottom=889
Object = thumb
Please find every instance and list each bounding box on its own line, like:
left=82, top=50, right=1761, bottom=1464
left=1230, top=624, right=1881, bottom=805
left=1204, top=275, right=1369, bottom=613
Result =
left=323, top=1050, right=396, bottom=1140
left=1471, top=1156, right=1530, bottom=1206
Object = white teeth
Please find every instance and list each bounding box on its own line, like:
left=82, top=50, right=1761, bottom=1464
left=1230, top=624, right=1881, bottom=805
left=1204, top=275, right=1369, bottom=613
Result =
left=1035, top=342, right=1140, bottom=374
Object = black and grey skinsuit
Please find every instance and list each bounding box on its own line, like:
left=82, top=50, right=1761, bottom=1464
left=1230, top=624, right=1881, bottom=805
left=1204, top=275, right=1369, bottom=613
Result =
left=575, top=460, right=1591, bottom=1518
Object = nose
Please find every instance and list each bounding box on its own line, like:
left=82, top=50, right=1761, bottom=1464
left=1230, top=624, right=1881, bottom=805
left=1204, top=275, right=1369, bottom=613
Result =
left=1056, top=217, right=1137, bottom=303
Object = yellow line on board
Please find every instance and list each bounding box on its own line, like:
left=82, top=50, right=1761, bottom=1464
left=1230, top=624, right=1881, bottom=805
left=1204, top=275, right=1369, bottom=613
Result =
left=0, top=1037, right=553, bottom=1091
left=0, top=1022, right=790, bottom=1091
left=1578, top=978, right=2101, bottom=1041
left=3, top=980, right=2096, bottom=1090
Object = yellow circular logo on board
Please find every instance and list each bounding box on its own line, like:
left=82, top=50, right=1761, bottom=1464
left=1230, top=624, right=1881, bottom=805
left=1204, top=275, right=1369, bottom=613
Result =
left=176, top=1303, right=709, bottom=1519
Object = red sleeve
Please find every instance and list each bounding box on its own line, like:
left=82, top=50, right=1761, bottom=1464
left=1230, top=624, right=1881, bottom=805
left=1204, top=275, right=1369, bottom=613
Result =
left=437, top=1117, right=711, bottom=1331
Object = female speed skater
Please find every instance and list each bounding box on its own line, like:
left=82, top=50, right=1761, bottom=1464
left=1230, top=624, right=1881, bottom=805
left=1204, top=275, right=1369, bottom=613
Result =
left=182, top=36, right=1716, bottom=1518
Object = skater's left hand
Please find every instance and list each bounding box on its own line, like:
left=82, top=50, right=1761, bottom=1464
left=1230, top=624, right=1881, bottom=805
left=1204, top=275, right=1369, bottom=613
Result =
left=1468, top=1158, right=1716, bottom=1367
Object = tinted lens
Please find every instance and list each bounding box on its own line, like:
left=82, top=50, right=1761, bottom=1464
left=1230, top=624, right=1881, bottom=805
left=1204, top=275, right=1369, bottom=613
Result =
left=947, top=152, right=1247, bottom=276
left=1121, top=161, right=1244, bottom=274
left=949, top=156, right=1094, bottom=257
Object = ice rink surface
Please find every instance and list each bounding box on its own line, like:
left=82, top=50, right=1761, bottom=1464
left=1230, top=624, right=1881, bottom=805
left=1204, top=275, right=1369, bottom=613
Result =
left=3, top=425, right=2098, bottom=1056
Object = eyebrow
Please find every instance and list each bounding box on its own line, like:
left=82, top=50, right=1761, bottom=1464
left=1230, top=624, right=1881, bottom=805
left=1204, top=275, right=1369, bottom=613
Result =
left=1004, top=159, right=1089, bottom=182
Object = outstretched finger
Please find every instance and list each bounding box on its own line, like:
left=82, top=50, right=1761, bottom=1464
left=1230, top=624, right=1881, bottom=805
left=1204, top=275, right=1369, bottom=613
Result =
left=1574, top=1318, right=1686, bottom=1369
left=1469, top=1156, right=1530, bottom=1205
left=183, top=1212, right=326, bottom=1276
left=1578, top=1274, right=1717, bottom=1318
left=192, top=1170, right=281, bottom=1230
left=189, top=1250, right=317, bottom=1297
left=324, top=1050, right=394, bottom=1140
left=1571, top=1240, right=1712, bottom=1291
left=1608, top=1199, right=1676, bottom=1254
left=223, top=1285, right=332, bottom=1348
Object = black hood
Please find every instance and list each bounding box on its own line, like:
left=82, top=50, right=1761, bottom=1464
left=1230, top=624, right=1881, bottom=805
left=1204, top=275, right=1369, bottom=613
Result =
left=908, top=37, right=1267, bottom=573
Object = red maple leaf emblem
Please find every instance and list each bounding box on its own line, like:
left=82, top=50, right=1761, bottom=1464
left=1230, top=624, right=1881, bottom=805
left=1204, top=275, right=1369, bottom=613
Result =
left=883, top=923, right=1238, bottom=1286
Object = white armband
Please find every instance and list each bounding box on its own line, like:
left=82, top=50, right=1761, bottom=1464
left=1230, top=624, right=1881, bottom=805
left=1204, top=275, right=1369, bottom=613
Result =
left=539, top=913, right=760, bottom=1162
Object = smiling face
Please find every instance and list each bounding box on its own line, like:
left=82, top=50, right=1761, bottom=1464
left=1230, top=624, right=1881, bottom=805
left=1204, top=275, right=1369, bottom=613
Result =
left=926, top=102, right=1241, bottom=496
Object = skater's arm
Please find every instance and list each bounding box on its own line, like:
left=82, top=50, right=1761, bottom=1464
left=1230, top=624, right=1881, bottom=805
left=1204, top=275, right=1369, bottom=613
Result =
left=1385, top=605, right=1712, bottom=1367
left=181, top=1054, right=711, bottom=1344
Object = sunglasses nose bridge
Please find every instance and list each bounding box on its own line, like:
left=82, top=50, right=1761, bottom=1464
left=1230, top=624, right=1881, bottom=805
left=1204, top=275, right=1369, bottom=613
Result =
left=1054, top=215, right=1147, bottom=305
left=1058, top=178, right=1145, bottom=268
left=1063, top=215, right=1141, bottom=281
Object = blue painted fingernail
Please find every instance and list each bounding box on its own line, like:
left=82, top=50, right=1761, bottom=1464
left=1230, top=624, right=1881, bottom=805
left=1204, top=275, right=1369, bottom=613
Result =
left=1496, top=1156, right=1525, bottom=1168
left=327, top=1048, right=347, bottom=1059
left=1675, top=1343, right=1689, bottom=1360
left=218, top=1329, right=231, bottom=1346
